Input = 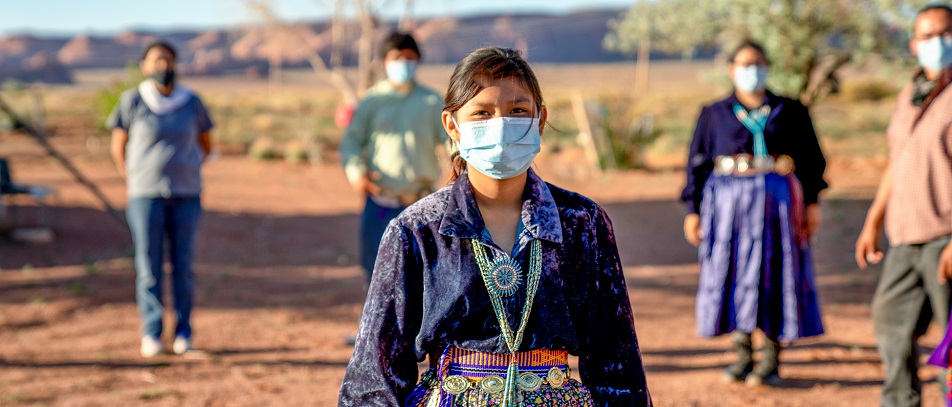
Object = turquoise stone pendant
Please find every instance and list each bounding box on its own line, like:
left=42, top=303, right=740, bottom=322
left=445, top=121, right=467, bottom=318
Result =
left=489, top=257, right=522, bottom=297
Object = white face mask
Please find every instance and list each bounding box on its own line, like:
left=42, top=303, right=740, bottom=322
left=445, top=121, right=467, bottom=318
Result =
left=733, top=65, right=769, bottom=93
left=385, top=60, right=417, bottom=85
left=916, top=35, right=952, bottom=73
left=453, top=115, right=541, bottom=180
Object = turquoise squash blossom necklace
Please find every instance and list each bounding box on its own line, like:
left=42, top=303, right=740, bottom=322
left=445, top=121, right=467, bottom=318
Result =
left=471, top=238, right=543, bottom=407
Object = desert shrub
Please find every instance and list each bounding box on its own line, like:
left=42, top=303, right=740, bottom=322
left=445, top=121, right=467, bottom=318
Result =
left=207, top=94, right=340, bottom=161
left=97, top=64, right=141, bottom=131
left=596, top=97, right=662, bottom=170
left=248, top=136, right=280, bottom=160
left=283, top=139, right=309, bottom=164
left=2, top=79, right=25, bottom=93
left=839, top=79, right=899, bottom=102
left=812, top=99, right=894, bottom=141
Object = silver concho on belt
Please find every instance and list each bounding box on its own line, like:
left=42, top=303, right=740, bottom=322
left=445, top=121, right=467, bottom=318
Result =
left=517, top=372, right=543, bottom=392
left=714, top=154, right=795, bottom=176
left=752, top=154, right=775, bottom=170
left=775, top=154, right=795, bottom=175
left=546, top=366, right=566, bottom=388
left=715, top=155, right=735, bottom=175
left=441, top=375, right=471, bottom=395
left=480, top=374, right=505, bottom=394
left=734, top=154, right=752, bottom=173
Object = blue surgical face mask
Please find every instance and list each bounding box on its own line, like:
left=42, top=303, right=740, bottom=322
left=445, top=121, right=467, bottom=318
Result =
left=732, top=65, right=769, bottom=93
left=454, top=115, right=541, bottom=180
left=385, top=60, right=417, bottom=85
left=916, top=36, right=952, bottom=73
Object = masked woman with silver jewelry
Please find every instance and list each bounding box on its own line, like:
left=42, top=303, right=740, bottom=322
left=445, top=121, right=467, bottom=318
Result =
left=339, top=47, right=651, bottom=407
left=680, top=40, right=828, bottom=387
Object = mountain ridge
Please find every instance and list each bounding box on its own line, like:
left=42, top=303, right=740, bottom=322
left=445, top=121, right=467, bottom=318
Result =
left=0, top=9, right=641, bottom=84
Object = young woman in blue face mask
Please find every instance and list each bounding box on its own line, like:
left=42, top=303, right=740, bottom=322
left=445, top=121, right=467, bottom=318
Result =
left=680, top=40, right=828, bottom=387
left=339, top=47, right=652, bottom=407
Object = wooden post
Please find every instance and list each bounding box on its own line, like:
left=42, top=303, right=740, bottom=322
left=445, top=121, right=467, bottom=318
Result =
left=572, top=93, right=602, bottom=174
left=635, top=37, right=650, bottom=96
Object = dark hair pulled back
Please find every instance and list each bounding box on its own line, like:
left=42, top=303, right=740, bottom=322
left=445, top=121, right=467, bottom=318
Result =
left=443, top=47, right=544, bottom=182
left=727, top=39, right=769, bottom=65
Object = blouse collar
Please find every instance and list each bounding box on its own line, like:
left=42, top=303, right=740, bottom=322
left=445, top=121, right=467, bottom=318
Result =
left=726, top=89, right=782, bottom=110
left=438, top=168, right=563, bottom=244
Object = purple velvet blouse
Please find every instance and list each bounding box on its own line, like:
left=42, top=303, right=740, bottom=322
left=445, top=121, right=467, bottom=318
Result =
left=339, top=169, right=652, bottom=406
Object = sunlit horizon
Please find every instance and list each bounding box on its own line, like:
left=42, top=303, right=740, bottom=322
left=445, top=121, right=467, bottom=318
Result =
left=1, top=0, right=631, bottom=37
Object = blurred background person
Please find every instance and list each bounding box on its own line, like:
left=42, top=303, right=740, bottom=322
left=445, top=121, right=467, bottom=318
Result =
left=108, top=40, right=213, bottom=358
left=856, top=5, right=952, bottom=407
left=339, top=31, right=447, bottom=286
left=681, top=39, right=827, bottom=387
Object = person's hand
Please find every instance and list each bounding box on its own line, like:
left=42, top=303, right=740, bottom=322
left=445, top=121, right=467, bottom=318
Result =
left=683, top=214, right=702, bottom=247
left=805, top=203, right=821, bottom=238
left=353, top=172, right=382, bottom=196
left=855, top=226, right=884, bottom=269
left=938, top=241, right=952, bottom=285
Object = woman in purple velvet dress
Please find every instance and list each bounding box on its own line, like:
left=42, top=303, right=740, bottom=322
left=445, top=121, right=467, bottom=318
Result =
left=680, top=40, right=827, bottom=387
left=339, top=47, right=651, bottom=407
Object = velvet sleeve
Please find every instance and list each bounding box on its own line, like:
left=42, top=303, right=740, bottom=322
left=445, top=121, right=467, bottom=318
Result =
left=578, top=207, right=653, bottom=407
left=789, top=101, right=828, bottom=205
left=339, top=221, right=424, bottom=406
left=680, top=106, right=714, bottom=214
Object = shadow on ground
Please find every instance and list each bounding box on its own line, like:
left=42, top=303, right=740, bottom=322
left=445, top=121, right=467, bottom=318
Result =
left=0, top=198, right=879, bottom=312
left=0, top=205, right=361, bottom=270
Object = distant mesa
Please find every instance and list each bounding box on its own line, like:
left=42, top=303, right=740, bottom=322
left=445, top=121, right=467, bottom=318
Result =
left=0, top=8, right=638, bottom=84
left=58, top=33, right=141, bottom=68
left=0, top=52, right=72, bottom=84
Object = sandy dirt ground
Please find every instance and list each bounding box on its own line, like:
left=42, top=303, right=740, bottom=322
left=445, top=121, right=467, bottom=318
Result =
left=0, top=107, right=947, bottom=407
left=0, top=59, right=941, bottom=407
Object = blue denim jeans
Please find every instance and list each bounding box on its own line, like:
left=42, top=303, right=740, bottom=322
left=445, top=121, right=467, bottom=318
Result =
left=359, top=196, right=405, bottom=284
left=126, top=196, right=202, bottom=339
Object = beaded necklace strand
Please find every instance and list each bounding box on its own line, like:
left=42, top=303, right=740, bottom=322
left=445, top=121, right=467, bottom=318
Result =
left=732, top=103, right=771, bottom=158
left=471, top=239, right=542, bottom=407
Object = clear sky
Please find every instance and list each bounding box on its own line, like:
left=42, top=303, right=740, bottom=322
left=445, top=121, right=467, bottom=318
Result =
left=1, top=0, right=633, bottom=36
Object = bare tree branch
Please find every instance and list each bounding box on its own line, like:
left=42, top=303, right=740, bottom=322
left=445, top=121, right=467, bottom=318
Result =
left=245, top=0, right=358, bottom=102
left=803, top=53, right=851, bottom=107
left=354, top=0, right=378, bottom=93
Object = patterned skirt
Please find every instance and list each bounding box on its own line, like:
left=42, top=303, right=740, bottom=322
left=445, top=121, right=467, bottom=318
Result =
left=695, top=172, right=824, bottom=342
left=405, top=347, right=593, bottom=407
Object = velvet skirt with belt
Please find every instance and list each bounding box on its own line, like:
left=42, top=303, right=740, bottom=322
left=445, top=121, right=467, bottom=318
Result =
left=405, top=347, right=593, bottom=407
left=695, top=172, right=824, bottom=342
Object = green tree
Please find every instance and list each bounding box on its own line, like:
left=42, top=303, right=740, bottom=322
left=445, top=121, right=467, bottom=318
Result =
left=97, top=63, right=142, bottom=131
left=605, top=0, right=936, bottom=106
